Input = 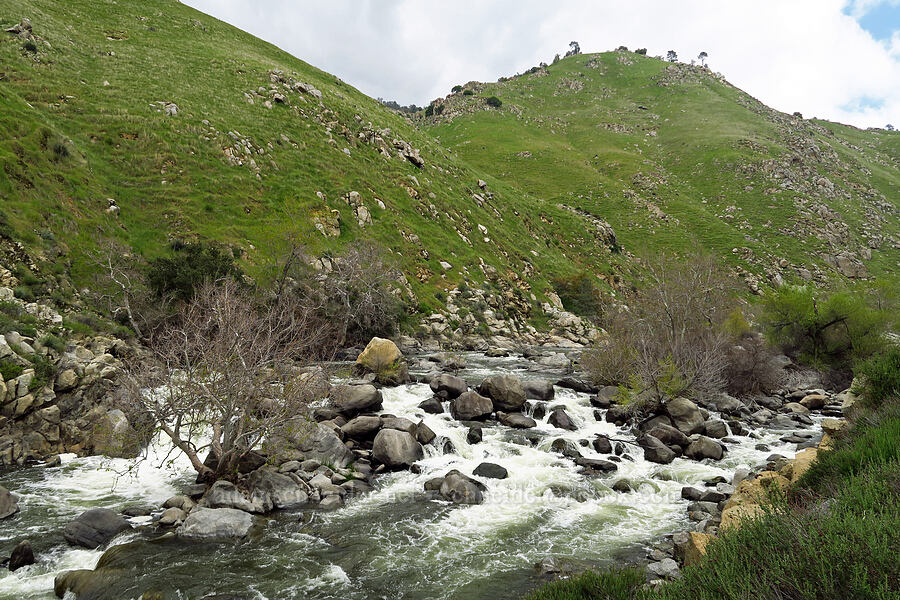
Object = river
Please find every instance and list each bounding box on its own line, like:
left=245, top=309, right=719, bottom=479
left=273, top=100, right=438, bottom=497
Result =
left=0, top=353, right=816, bottom=599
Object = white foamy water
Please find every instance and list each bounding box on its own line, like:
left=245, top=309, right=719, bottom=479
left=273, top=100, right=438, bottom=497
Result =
left=0, top=354, right=819, bottom=600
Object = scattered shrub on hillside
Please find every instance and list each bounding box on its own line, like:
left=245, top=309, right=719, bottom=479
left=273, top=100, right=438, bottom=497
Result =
left=761, top=283, right=891, bottom=377
left=462, top=89, right=474, bottom=96
left=552, top=272, right=604, bottom=320
left=0, top=360, right=24, bottom=382
left=485, top=96, right=502, bottom=108
left=853, top=347, right=900, bottom=409
left=13, top=285, right=35, bottom=302
left=28, top=353, right=55, bottom=391
left=147, top=241, right=243, bottom=303
left=39, top=334, right=66, bottom=354
left=583, top=253, right=738, bottom=404
left=424, top=103, right=434, bottom=117
left=0, top=209, right=13, bottom=238
left=51, top=140, right=70, bottom=161
left=635, top=48, right=648, bottom=55
left=22, top=40, right=37, bottom=54
left=451, top=85, right=462, bottom=93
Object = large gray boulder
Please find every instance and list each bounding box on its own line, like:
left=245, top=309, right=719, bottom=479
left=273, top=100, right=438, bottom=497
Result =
left=704, top=419, right=729, bottom=439
left=372, top=428, right=423, bottom=469
left=637, top=435, right=676, bottom=465
left=473, top=462, right=508, bottom=479
left=439, top=470, right=486, bottom=504
left=177, top=507, right=253, bottom=540
left=63, top=508, right=131, bottom=549
left=90, top=409, right=140, bottom=458
left=9, top=539, right=35, bottom=572
left=450, top=391, right=493, bottom=421
left=497, top=411, right=537, bottom=429
left=283, top=421, right=355, bottom=468
left=647, top=424, right=691, bottom=448
left=341, top=415, right=382, bottom=440
left=247, top=469, right=308, bottom=509
left=522, top=379, right=555, bottom=401
left=429, top=374, right=467, bottom=399
left=330, top=384, right=383, bottom=416
left=203, top=480, right=266, bottom=514
left=354, top=337, right=409, bottom=386
left=684, top=436, right=724, bottom=461
left=548, top=408, right=577, bottom=431
left=666, top=398, right=705, bottom=435
left=0, top=485, right=18, bottom=519
left=478, top=375, right=526, bottom=412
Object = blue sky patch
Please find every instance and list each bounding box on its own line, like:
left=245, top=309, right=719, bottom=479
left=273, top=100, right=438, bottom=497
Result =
left=844, top=0, right=900, bottom=41
left=840, top=95, right=887, bottom=113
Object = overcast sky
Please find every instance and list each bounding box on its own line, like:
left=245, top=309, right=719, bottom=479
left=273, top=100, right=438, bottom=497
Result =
left=182, top=0, right=900, bottom=129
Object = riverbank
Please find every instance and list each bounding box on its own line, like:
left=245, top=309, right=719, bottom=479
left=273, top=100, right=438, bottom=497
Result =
left=524, top=396, right=900, bottom=600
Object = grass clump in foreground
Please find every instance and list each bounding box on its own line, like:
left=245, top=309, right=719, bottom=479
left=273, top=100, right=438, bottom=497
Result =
left=526, top=400, right=900, bottom=600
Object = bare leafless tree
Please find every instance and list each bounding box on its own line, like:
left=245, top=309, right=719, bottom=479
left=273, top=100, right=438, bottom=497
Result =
left=89, top=241, right=162, bottom=338
left=122, top=279, right=328, bottom=481
left=584, top=254, right=737, bottom=403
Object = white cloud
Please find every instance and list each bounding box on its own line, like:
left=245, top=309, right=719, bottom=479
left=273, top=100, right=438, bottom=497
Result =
left=182, top=0, right=900, bottom=128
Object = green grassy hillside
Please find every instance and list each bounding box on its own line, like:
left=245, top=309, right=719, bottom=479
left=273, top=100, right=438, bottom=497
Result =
left=426, top=52, right=899, bottom=289
left=0, top=0, right=627, bottom=329
left=0, top=5, right=896, bottom=339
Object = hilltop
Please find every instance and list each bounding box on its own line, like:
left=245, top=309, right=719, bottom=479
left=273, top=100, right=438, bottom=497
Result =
left=425, top=51, right=899, bottom=291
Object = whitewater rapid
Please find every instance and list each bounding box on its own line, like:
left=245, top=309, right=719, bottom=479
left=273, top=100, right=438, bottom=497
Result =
left=0, top=353, right=817, bottom=600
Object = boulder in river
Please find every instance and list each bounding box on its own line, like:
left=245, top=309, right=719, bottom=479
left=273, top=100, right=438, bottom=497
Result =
left=555, top=377, right=598, bottom=394
left=703, top=419, right=729, bottom=439
left=647, top=424, right=690, bottom=448
left=473, top=462, right=508, bottom=479
left=429, top=374, right=467, bottom=399
left=605, top=405, right=631, bottom=426
left=478, top=375, right=526, bottom=412
left=90, top=409, right=140, bottom=458
left=548, top=408, right=577, bottom=431
left=439, top=470, right=486, bottom=504
left=277, top=421, right=355, bottom=468
left=63, top=508, right=131, bottom=549
left=354, top=337, right=409, bottom=385
left=418, top=397, right=444, bottom=414
left=684, top=436, right=724, bottom=461
left=637, top=435, right=676, bottom=464
left=467, top=426, right=483, bottom=444
left=330, top=384, right=383, bottom=417
left=550, top=438, right=582, bottom=459
left=592, top=435, right=612, bottom=454
left=341, top=415, right=382, bottom=440
left=416, top=421, right=436, bottom=444
left=497, top=411, right=537, bottom=429
left=178, top=507, right=253, bottom=540
left=247, top=469, right=308, bottom=509
left=372, top=428, right=423, bottom=469
left=522, top=379, right=555, bottom=401
left=450, top=390, right=493, bottom=421
left=8, top=539, right=34, bottom=572
left=666, top=397, right=705, bottom=435
left=0, top=485, right=18, bottom=519
left=203, top=480, right=266, bottom=513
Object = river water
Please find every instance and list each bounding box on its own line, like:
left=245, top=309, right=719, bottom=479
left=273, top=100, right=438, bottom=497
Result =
left=0, top=354, right=816, bottom=600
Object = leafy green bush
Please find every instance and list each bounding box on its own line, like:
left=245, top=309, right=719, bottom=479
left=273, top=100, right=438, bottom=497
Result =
left=0, top=360, right=25, bottom=381
left=853, top=347, right=900, bottom=408
left=761, top=284, right=890, bottom=374
left=13, top=286, right=35, bottom=302
left=28, top=353, right=56, bottom=391
left=552, top=272, right=603, bottom=319
left=485, top=96, right=503, bottom=108
left=462, top=89, right=474, bottom=96
left=524, top=568, right=644, bottom=600
left=451, top=85, right=463, bottom=93
left=40, top=334, right=66, bottom=353
left=147, top=242, right=243, bottom=302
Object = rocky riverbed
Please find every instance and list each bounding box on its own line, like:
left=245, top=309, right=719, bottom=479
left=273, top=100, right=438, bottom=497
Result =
left=0, top=346, right=837, bottom=600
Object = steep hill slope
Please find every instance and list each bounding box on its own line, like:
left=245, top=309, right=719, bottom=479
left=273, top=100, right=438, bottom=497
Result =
left=425, top=51, right=900, bottom=291
left=0, top=0, right=625, bottom=344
